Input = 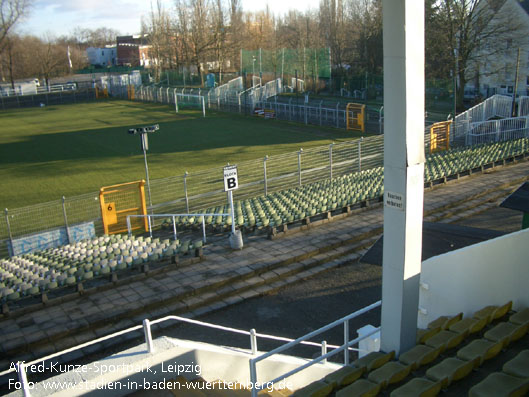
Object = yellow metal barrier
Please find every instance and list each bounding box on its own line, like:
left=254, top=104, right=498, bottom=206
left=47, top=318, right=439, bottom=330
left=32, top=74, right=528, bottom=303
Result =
left=346, top=103, right=366, bottom=133
left=430, top=120, right=451, bottom=153
left=127, top=85, right=135, bottom=100
left=99, top=181, right=148, bottom=235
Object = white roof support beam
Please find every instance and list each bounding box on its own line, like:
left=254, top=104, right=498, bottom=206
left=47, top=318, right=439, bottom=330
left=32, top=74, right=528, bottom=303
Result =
left=381, top=0, right=425, bottom=356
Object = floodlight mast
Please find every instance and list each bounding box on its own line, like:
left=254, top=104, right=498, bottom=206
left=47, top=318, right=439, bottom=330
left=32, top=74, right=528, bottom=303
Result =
left=128, top=124, right=159, bottom=214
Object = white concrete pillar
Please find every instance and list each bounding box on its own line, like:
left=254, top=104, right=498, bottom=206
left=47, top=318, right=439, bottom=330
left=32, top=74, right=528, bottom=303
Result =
left=381, top=0, right=425, bottom=356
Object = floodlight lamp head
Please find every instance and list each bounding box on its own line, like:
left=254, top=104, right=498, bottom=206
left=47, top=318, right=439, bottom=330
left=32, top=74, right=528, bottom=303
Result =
left=128, top=124, right=160, bottom=135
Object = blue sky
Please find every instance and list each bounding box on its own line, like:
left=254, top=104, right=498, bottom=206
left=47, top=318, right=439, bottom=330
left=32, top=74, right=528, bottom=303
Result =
left=19, top=0, right=320, bottom=38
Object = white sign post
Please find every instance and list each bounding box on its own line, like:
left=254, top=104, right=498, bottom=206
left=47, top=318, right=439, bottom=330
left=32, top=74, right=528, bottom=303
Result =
left=224, top=165, right=243, bottom=249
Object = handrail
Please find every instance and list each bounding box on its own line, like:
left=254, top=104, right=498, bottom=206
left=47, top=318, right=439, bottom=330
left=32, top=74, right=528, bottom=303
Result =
left=249, top=300, right=381, bottom=396
left=126, top=212, right=230, bottom=242
left=3, top=309, right=369, bottom=396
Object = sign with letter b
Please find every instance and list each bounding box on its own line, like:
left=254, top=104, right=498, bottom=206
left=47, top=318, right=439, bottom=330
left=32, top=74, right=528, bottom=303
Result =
left=223, top=165, right=239, bottom=192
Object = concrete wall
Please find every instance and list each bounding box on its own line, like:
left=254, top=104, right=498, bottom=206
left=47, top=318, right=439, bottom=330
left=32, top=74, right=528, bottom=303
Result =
left=418, top=228, right=529, bottom=329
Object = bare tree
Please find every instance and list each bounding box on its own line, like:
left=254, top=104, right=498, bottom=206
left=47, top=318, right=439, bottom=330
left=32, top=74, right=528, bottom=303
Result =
left=0, top=0, right=30, bottom=49
left=435, top=0, right=526, bottom=109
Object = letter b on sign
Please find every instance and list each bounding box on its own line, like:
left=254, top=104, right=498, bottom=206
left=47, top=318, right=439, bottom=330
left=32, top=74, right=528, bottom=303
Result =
left=223, top=166, right=239, bottom=191
left=227, top=178, right=237, bottom=190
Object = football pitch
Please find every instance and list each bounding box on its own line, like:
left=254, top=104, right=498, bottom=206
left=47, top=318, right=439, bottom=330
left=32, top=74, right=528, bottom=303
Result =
left=0, top=100, right=363, bottom=209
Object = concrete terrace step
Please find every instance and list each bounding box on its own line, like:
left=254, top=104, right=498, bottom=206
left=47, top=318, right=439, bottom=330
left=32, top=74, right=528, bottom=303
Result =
left=0, top=160, right=529, bottom=378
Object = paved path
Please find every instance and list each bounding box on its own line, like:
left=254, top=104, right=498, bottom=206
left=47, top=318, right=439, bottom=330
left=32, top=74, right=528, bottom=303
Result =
left=1, top=160, right=528, bottom=376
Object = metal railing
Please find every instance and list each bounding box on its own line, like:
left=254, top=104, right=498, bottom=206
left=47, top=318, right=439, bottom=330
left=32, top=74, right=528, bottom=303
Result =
left=126, top=213, right=230, bottom=243
left=453, top=95, right=513, bottom=144
left=465, top=117, right=529, bottom=146
left=249, top=300, right=381, bottom=397
left=2, top=308, right=378, bottom=396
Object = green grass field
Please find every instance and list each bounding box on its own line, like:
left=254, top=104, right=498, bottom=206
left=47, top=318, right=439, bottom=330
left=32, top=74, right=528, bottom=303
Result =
left=0, top=100, right=364, bottom=209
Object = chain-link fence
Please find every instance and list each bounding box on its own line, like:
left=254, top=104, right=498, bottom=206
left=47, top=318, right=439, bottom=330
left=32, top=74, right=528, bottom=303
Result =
left=0, top=136, right=383, bottom=258
left=0, top=88, right=96, bottom=110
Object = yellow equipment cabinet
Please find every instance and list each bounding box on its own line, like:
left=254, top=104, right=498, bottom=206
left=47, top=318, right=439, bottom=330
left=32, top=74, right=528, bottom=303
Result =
left=99, top=180, right=148, bottom=235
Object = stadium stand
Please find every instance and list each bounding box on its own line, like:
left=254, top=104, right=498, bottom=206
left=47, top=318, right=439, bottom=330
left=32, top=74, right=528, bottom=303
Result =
left=289, top=301, right=529, bottom=397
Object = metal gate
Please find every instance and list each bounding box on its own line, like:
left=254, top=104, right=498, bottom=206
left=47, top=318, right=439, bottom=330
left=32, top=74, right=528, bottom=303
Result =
left=346, top=103, right=366, bottom=133
left=430, top=121, right=451, bottom=153
left=99, top=181, right=148, bottom=235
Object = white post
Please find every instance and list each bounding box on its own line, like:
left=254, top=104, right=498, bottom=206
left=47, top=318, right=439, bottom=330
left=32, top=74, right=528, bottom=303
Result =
left=174, top=89, right=178, bottom=113
left=17, top=362, right=31, bottom=397
left=202, top=96, right=206, bottom=117
left=228, top=190, right=236, bottom=235
left=381, top=0, right=425, bottom=356
left=143, top=319, right=154, bottom=353
left=250, top=328, right=258, bottom=354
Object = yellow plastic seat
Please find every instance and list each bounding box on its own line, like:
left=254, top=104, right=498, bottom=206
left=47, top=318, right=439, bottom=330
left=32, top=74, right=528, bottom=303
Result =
left=509, top=308, right=529, bottom=326
left=503, top=350, right=529, bottom=378
left=456, top=339, right=502, bottom=367
left=354, top=351, right=395, bottom=372
left=390, top=378, right=442, bottom=397
left=323, top=365, right=364, bottom=389
left=423, top=330, right=465, bottom=352
left=291, top=380, right=333, bottom=397
left=416, top=327, right=441, bottom=344
left=448, top=317, right=487, bottom=336
left=473, top=301, right=512, bottom=324
left=335, top=379, right=381, bottom=397
left=468, top=372, right=529, bottom=397
left=484, top=321, right=529, bottom=348
left=367, top=361, right=412, bottom=389
left=425, top=357, right=475, bottom=388
left=399, top=344, right=441, bottom=371
left=427, top=313, right=463, bottom=330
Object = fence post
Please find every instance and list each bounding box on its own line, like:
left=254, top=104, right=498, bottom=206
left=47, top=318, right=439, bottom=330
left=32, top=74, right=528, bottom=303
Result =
left=319, top=101, right=323, bottom=126
left=184, top=172, right=189, bottom=213
left=344, top=320, right=350, bottom=365
left=329, top=143, right=333, bottom=180
left=358, top=138, right=363, bottom=172
left=143, top=319, right=154, bottom=353
left=321, top=341, right=327, bottom=364
left=62, top=196, right=71, bottom=244
left=336, top=103, right=340, bottom=128
left=250, top=328, right=258, bottom=355
left=263, top=155, right=269, bottom=195
left=298, top=149, right=303, bottom=186
left=17, top=362, right=31, bottom=397
left=172, top=216, right=177, bottom=241
left=5, top=208, right=13, bottom=257
left=201, top=215, right=207, bottom=243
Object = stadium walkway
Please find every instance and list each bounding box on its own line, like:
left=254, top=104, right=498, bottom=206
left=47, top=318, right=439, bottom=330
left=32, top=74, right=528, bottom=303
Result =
left=1, top=160, right=529, bottom=370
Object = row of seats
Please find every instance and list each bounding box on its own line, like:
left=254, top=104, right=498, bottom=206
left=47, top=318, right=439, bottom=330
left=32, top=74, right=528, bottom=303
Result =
left=162, top=138, right=529, bottom=232
left=291, top=302, right=529, bottom=396
left=0, top=234, right=203, bottom=303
